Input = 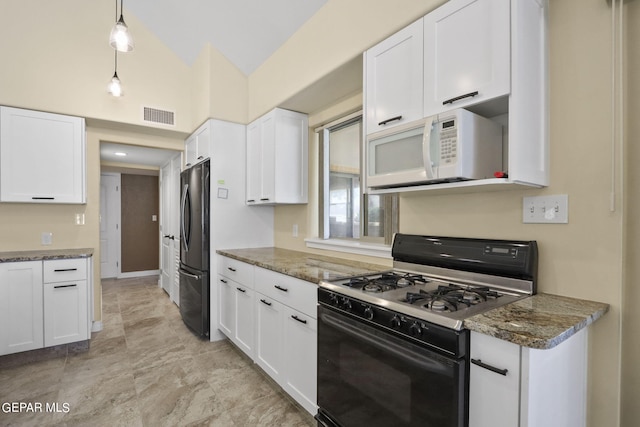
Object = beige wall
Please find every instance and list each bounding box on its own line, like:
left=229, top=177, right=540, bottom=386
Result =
left=247, top=0, right=446, bottom=121
left=191, top=44, right=249, bottom=126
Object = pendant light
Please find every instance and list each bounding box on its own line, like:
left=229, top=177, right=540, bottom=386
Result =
left=108, top=51, right=123, bottom=97
left=109, top=0, right=134, bottom=52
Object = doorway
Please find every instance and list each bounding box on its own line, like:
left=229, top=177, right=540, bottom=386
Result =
left=100, top=173, right=121, bottom=278
left=100, top=141, right=182, bottom=283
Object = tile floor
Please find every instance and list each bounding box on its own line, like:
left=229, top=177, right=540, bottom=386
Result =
left=0, top=276, right=315, bottom=427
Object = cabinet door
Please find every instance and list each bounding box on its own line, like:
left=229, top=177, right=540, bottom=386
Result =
left=255, top=295, right=284, bottom=383
left=0, top=261, right=43, bottom=355
left=234, top=285, right=254, bottom=358
left=273, top=110, right=309, bottom=204
left=194, top=121, right=211, bottom=164
left=0, top=107, right=86, bottom=203
left=259, top=113, right=276, bottom=203
left=43, top=280, right=88, bottom=347
left=365, top=19, right=423, bottom=134
left=218, top=276, right=235, bottom=337
left=283, top=307, right=317, bottom=415
left=184, top=135, right=197, bottom=168
left=246, top=120, right=262, bottom=203
left=424, top=0, right=510, bottom=117
left=469, top=331, right=521, bottom=427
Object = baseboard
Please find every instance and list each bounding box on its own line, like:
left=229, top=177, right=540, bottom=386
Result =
left=91, top=321, right=104, bottom=333
left=118, top=270, right=160, bottom=279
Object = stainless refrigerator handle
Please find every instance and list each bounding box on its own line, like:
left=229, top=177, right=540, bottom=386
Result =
left=180, top=270, right=201, bottom=280
left=181, top=183, right=189, bottom=252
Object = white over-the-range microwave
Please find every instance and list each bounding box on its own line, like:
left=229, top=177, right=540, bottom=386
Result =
left=366, top=108, right=503, bottom=190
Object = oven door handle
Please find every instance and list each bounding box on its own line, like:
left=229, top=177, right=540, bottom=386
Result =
left=320, top=310, right=455, bottom=373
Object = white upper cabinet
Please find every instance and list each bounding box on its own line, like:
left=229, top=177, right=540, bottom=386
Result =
left=364, top=19, right=424, bottom=135
left=364, top=0, right=548, bottom=192
left=423, top=0, right=510, bottom=117
left=0, top=106, right=86, bottom=204
left=246, top=108, right=308, bottom=205
left=184, top=120, right=211, bottom=169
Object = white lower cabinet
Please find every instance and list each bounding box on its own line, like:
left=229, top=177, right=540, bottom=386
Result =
left=254, top=267, right=318, bottom=415
left=0, top=257, right=91, bottom=356
left=217, top=257, right=256, bottom=359
left=43, top=280, right=88, bottom=347
left=282, top=306, right=317, bottom=414
left=255, top=295, right=284, bottom=379
left=0, top=261, right=44, bottom=355
left=470, top=329, right=588, bottom=427
left=217, top=256, right=318, bottom=416
left=234, top=285, right=254, bottom=357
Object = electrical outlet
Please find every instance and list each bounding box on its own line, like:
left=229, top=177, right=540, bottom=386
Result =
left=42, top=232, right=53, bottom=245
left=75, top=213, right=85, bottom=225
left=292, top=224, right=299, bottom=237
left=523, top=195, right=569, bottom=224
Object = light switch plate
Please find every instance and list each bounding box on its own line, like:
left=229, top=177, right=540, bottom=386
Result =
left=523, top=195, right=569, bottom=224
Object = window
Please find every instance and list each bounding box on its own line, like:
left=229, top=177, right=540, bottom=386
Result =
left=318, top=113, right=398, bottom=245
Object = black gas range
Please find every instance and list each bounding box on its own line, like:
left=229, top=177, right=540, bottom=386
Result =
left=316, top=234, right=538, bottom=427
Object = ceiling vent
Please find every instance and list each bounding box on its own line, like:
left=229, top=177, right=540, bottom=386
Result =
left=142, top=106, right=175, bottom=126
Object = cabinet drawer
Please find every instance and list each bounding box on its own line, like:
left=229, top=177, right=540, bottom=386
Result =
left=217, top=256, right=254, bottom=287
left=254, top=267, right=317, bottom=318
left=43, top=258, right=87, bottom=283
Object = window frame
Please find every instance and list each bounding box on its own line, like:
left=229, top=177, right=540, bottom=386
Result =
left=317, top=111, right=398, bottom=247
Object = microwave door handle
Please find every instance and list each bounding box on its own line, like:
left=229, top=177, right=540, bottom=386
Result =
left=422, top=117, right=435, bottom=180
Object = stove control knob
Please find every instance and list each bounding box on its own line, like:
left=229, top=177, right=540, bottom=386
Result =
left=329, top=293, right=340, bottom=306
left=341, top=297, right=352, bottom=311
left=390, top=315, right=402, bottom=329
left=409, top=321, right=423, bottom=337
left=363, top=306, right=374, bottom=321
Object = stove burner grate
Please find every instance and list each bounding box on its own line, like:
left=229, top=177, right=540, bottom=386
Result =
left=404, top=284, right=503, bottom=312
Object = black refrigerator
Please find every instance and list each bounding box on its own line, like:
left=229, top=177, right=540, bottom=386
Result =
left=179, top=159, right=210, bottom=338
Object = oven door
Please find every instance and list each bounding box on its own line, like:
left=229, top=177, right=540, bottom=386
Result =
left=317, top=304, right=468, bottom=427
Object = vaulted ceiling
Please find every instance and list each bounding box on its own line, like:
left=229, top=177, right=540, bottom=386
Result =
left=126, top=0, right=328, bottom=75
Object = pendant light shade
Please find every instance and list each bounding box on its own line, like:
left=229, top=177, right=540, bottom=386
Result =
left=108, top=72, right=123, bottom=97
left=109, top=0, right=134, bottom=52
left=108, top=51, right=123, bottom=97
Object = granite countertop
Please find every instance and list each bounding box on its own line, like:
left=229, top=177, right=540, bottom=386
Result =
left=464, top=293, right=609, bottom=349
left=217, top=247, right=609, bottom=350
left=0, top=248, right=94, bottom=263
left=216, top=247, right=390, bottom=284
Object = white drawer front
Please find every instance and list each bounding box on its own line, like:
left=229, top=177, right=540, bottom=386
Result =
left=254, top=267, right=317, bottom=318
left=43, top=258, right=87, bottom=283
left=217, top=256, right=254, bottom=287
